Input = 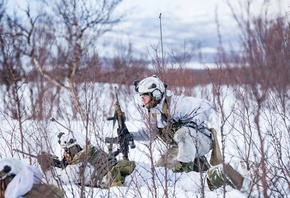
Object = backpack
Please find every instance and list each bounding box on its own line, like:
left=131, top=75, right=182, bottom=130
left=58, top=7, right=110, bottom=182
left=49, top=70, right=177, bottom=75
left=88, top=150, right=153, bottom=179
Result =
left=23, top=183, right=64, bottom=198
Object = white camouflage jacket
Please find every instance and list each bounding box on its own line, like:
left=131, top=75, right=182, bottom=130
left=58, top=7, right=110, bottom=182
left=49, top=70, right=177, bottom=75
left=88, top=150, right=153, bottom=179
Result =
left=150, top=90, right=212, bottom=129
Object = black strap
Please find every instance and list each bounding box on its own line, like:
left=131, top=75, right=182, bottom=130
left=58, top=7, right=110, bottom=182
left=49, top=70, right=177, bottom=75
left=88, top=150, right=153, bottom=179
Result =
left=181, top=121, right=213, bottom=140
left=0, top=174, right=15, bottom=192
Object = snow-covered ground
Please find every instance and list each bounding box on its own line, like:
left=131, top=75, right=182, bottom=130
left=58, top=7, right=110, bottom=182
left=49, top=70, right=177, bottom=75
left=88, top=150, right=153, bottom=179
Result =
left=0, top=82, right=289, bottom=197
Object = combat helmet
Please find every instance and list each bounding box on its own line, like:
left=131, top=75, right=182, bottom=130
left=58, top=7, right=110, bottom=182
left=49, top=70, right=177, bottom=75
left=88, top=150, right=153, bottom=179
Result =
left=134, top=75, right=166, bottom=101
left=58, top=132, right=85, bottom=158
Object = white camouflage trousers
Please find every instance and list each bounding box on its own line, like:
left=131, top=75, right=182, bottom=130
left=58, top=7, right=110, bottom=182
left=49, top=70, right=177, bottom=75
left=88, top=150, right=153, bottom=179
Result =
left=174, top=126, right=212, bottom=163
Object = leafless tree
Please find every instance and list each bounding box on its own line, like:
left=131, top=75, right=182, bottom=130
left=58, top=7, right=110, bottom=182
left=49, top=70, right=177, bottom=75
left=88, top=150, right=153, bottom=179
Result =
left=2, top=0, right=123, bottom=122
left=212, top=0, right=290, bottom=197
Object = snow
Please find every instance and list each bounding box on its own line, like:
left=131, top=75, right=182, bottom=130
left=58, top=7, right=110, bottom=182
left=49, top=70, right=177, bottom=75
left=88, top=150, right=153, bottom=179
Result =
left=0, top=83, right=287, bottom=198
left=62, top=164, right=245, bottom=198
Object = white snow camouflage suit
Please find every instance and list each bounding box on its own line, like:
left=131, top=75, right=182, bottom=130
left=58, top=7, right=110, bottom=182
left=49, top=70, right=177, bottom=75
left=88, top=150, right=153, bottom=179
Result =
left=148, top=90, right=213, bottom=171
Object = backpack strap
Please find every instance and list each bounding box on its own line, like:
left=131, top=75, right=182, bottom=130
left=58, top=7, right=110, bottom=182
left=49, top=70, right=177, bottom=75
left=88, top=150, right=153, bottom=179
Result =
left=162, top=96, right=171, bottom=120
left=0, top=174, right=15, bottom=197
left=151, top=96, right=171, bottom=122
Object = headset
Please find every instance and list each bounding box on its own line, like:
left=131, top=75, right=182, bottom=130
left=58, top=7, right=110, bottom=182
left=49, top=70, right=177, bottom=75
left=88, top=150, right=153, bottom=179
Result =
left=150, top=84, right=163, bottom=101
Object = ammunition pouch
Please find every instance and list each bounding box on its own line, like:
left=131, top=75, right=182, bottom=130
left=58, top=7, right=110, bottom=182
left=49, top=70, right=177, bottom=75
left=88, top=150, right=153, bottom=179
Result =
left=157, top=127, right=177, bottom=145
left=157, top=121, right=214, bottom=146
left=173, top=156, right=211, bottom=173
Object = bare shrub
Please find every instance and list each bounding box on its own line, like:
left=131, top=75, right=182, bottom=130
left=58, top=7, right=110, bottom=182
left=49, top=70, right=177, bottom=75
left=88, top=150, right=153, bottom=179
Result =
left=213, top=0, right=290, bottom=197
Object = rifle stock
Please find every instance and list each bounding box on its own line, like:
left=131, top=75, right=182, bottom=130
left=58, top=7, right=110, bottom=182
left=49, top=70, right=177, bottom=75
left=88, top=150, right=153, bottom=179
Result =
left=14, top=149, right=65, bottom=168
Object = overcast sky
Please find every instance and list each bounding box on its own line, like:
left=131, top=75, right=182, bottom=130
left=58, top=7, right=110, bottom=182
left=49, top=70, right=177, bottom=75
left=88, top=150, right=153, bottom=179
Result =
left=101, top=0, right=236, bottom=62
left=99, top=0, right=289, bottom=67
left=8, top=0, right=289, bottom=68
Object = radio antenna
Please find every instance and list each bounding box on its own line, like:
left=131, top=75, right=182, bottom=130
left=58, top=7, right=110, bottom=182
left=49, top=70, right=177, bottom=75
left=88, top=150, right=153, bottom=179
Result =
left=159, top=13, right=165, bottom=70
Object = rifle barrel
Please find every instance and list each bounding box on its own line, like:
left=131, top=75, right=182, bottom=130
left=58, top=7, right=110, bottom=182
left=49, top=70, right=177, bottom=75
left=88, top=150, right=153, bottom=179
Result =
left=51, top=118, right=72, bottom=132
left=13, top=149, right=37, bottom=158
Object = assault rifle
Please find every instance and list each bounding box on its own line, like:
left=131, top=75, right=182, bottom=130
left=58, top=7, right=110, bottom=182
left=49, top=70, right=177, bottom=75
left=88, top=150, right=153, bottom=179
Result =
left=13, top=149, right=66, bottom=169
left=106, top=88, right=135, bottom=160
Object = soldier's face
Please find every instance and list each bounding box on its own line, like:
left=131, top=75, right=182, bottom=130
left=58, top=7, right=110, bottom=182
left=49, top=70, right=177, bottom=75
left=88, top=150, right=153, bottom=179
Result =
left=141, top=94, right=155, bottom=109
left=64, top=150, right=72, bottom=162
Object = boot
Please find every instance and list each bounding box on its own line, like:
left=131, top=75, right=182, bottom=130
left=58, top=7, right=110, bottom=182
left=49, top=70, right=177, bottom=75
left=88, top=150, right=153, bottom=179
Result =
left=193, top=156, right=211, bottom=172
left=223, top=164, right=244, bottom=190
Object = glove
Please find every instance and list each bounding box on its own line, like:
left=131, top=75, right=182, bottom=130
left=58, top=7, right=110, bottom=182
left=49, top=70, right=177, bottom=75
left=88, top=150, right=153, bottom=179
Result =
left=37, top=152, right=55, bottom=172
left=172, top=160, right=183, bottom=172
left=172, top=160, right=195, bottom=173
left=107, top=155, right=117, bottom=167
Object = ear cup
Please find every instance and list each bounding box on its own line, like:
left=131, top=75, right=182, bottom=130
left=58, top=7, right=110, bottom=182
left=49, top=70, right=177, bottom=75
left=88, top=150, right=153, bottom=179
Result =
left=152, top=89, right=162, bottom=100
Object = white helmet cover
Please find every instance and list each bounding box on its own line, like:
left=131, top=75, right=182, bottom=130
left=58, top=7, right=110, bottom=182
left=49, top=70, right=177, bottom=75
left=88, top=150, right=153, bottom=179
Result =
left=59, top=131, right=87, bottom=150
left=0, top=158, right=43, bottom=198
left=135, top=75, right=166, bottom=100
left=0, top=158, right=23, bottom=179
